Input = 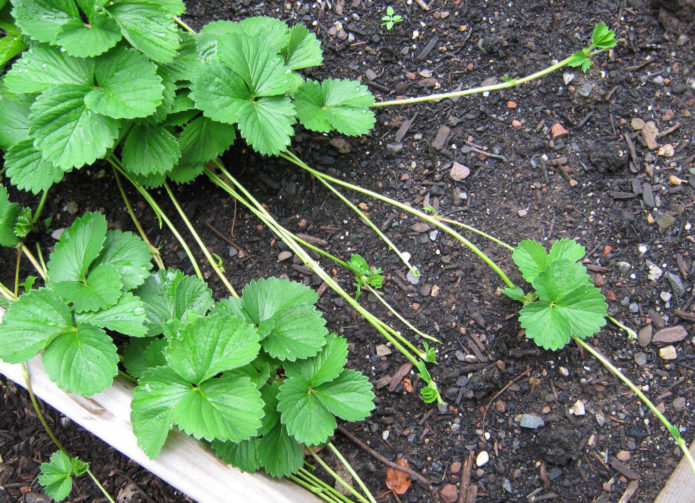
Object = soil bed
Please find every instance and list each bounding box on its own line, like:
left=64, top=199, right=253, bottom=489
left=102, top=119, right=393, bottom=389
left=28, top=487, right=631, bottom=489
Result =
left=2, top=0, right=695, bottom=502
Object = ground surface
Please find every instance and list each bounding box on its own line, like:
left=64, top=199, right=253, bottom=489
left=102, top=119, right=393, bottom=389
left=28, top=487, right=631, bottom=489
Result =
left=1, top=0, right=695, bottom=502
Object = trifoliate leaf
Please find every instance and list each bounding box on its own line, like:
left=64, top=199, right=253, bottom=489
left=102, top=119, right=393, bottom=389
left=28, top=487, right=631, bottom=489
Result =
left=0, top=95, right=31, bottom=149
left=11, top=0, right=77, bottom=44
left=85, top=47, right=163, bottom=119
left=284, top=333, right=347, bottom=387
left=284, top=24, right=323, bottom=70
left=121, top=336, right=167, bottom=378
left=190, top=59, right=252, bottom=124
left=76, top=292, right=148, bottom=337
left=131, top=365, right=188, bottom=458
left=91, top=229, right=153, bottom=289
left=29, top=85, right=120, bottom=170
left=236, top=17, right=290, bottom=51
left=277, top=375, right=336, bottom=446
left=219, top=35, right=291, bottom=96
left=167, top=161, right=203, bottom=184
left=243, top=277, right=318, bottom=321
left=161, top=31, right=198, bottom=81
left=591, top=22, right=616, bottom=49
left=107, top=0, right=180, bottom=63
left=548, top=238, right=586, bottom=264
left=511, top=240, right=548, bottom=284
left=38, top=451, right=74, bottom=502
left=294, top=79, right=375, bottom=136
left=122, top=124, right=181, bottom=176
left=178, top=115, right=236, bottom=165
left=212, top=437, right=262, bottom=473
left=235, top=97, right=296, bottom=156
left=135, top=269, right=213, bottom=336
left=0, top=184, right=20, bottom=247
left=42, top=323, right=119, bottom=395
left=260, top=303, right=327, bottom=361
left=56, top=12, right=122, bottom=58
left=163, top=312, right=260, bottom=383
left=519, top=261, right=607, bottom=350
left=197, top=18, right=289, bottom=61
left=0, top=288, right=73, bottom=363
left=5, top=45, right=95, bottom=94
left=257, top=423, right=303, bottom=477
left=313, top=369, right=375, bottom=422
left=172, top=375, right=263, bottom=442
left=52, top=263, right=123, bottom=312
left=502, top=286, right=525, bottom=302
left=5, top=140, right=65, bottom=194
left=47, top=212, right=107, bottom=283
left=567, top=50, right=590, bottom=72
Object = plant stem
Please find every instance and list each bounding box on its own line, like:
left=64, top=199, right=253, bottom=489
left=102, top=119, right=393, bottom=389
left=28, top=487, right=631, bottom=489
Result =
left=434, top=215, right=514, bottom=251
left=572, top=336, right=695, bottom=477
left=22, top=363, right=69, bottom=454
left=308, top=449, right=371, bottom=503
left=174, top=16, right=196, bottom=34
left=206, top=165, right=422, bottom=367
left=31, top=189, right=49, bottom=225
left=294, top=468, right=354, bottom=503
left=365, top=284, right=439, bottom=343
left=112, top=168, right=165, bottom=270
left=281, top=151, right=418, bottom=277
left=35, top=243, right=48, bottom=276
left=607, top=315, right=637, bottom=339
left=290, top=158, right=515, bottom=288
left=327, top=442, right=377, bottom=503
left=0, top=281, right=17, bottom=301
left=163, top=182, right=239, bottom=298
left=21, top=245, right=46, bottom=280
left=85, top=469, right=117, bottom=503
left=14, top=247, right=21, bottom=296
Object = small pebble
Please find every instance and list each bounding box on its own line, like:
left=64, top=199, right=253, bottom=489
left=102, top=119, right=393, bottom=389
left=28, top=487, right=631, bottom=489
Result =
left=449, top=161, right=470, bottom=181
left=450, top=461, right=461, bottom=474
left=633, top=352, right=648, bottom=366
left=277, top=251, right=292, bottom=262
left=550, top=123, right=569, bottom=139
left=570, top=400, right=586, bottom=416
left=659, top=345, right=677, bottom=360
left=647, top=261, right=663, bottom=281
left=51, top=228, right=65, bottom=240
left=439, top=484, right=458, bottom=503
left=616, top=450, right=630, bottom=462
left=476, top=451, right=489, bottom=467
left=666, top=271, right=685, bottom=296
left=375, top=344, right=392, bottom=356
left=503, top=478, right=513, bottom=493
left=673, top=397, right=686, bottom=412
left=653, top=326, right=688, bottom=344
left=520, top=414, right=545, bottom=429
left=637, top=325, right=653, bottom=347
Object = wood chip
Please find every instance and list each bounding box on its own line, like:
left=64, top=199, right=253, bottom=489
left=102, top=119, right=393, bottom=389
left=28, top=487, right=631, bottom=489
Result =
left=653, top=326, right=688, bottom=344
left=609, top=459, right=640, bottom=480
left=641, top=121, right=659, bottom=150
left=388, top=363, right=414, bottom=391
left=394, top=113, right=418, bottom=143
left=431, top=125, right=451, bottom=150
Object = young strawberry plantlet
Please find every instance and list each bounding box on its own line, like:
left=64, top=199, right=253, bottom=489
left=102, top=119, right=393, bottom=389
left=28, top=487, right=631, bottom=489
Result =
left=380, top=6, right=403, bottom=31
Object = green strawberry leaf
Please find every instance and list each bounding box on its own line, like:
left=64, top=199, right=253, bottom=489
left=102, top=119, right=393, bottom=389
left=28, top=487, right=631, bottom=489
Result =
left=0, top=31, right=26, bottom=69
left=85, top=47, right=163, bottom=119
left=511, top=239, right=548, bottom=284
left=0, top=94, right=31, bottom=149
left=42, top=323, right=119, bottom=395
left=56, top=11, right=122, bottom=57
left=106, top=0, right=180, bottom=63
left=294, top=79, right=375, bottom=136
left=241, top=277, right=318, bottom=322
left=52, top=263, right=123, bottom=312
left=547, top=238, right=585, bottom=264
left=167, top=161, right=203, bottom=184
left=161, top=31, right=198, bottom=81
left=502, top=286, right=525, bottom=302
left=172, top=374, right=263, bottom=442
left=277, top=375, right=336, bottom=446
left=76, top=292, right=147, bottom=337
left=0, top=184, right=20, bottom=247
left=131, top=365, right=189, bottom=458
left=313, top=369, right=375, bottom=422
left=46, top=212, right=107, bottom=283
left=5, top=45, right=95, bottom=94
left=11, top=0, right=77, bottom=44
left=236, top=16, right=290, bottom=51
left=38, top=451, right=75, bottom=502
left=122, top=124, right=181, bottom=176
left=177, top=115, right=236, bottom=165
left=533, top=260, right=593, bottom=302
left=91, top=229, right=153, bottom=290
left=260, top=303, right=328, bottom=361
left=567, top=50, right=590, bottom=71
left=4, top=140, right=65, bottom=194
left=135, top=269, right=213, bottom=336
left=283, top=24, right=322, bottom=70
left=197, top=18, right=290, bottom=61
left=190, top=59, right=251, bottom=124
left=284, top=333, right=347, bottom=387
left=29, top=85, right=121, bottom=170
left=591, top=22, right=616, bottom=49
left=235, top=97, right=295, bottom=156
left=121, top=336, right=167, bottom=378
left=257, top=422, right=303, bottom=477
left=0, top=288, right=73, bottom=363
left=163, top=312, right=260, bottom=383
left=212, top=437, right=262, bottom=473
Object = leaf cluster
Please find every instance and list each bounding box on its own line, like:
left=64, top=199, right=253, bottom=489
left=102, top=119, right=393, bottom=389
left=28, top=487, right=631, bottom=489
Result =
left=0, top=0, right=25, bottom=69
left=381, top=6, right=403, bottom=30
left=349, top=253, right=383, bottom=299
left=567, top=22, right=616, bottom=72
left=38, top=451, right=89, bottom=502
left=0, top=8, right=377, bottom=192
left=503, top=239, right=607, bottom=350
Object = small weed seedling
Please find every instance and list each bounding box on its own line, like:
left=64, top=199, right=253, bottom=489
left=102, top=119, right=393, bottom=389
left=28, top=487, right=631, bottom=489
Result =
left=381, top=6, right=403, bottom=30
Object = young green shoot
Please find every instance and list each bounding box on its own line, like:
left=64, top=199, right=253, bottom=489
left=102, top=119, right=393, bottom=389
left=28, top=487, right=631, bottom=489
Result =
left=381, top=6, right=403, bottom=31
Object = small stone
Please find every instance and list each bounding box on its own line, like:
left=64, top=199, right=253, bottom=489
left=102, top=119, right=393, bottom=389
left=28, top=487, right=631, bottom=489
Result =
left=476, top=451, right=489, bottom=467
left=653, top=211, right=676, bottom=230
left=629, top=302, right=639, bottom=314
left=520, top=414, right=545, bottom=429
left=450, top=461, right=462, bottom=474
left=503, top=479, right=513, bottom=493
left=563, top=72, right=575, bottom=85
left=570, top=400, right=586, bottom=416
left=407, top=269, right=420, bottom=285
left=439, top=484, right=458, bottom=503
left=64, top=201, right=78, bottom=215
left=633, top=352, right=648, bottom=366
left=376, top=344, right=392, bottom=356
left=365, top=68, right=378, bottom=81
left=51, top=228, right=65, bottom=240
left=550, top=123, right=569, bottom=139
left=647, top=261, right=663, bottom=281
left=631, top=117, right=645, bottom=130
left=507, top=100, right=517, bottom=109
left=668, top=175, right=685, bottom=186
left=496, top=400, right=506, bottom=413
left=641, top=121, right=659, bottom=150
left=673, top=397, right=686, bottom=412
left=595, top=410, right=606, bottom=427
left=455, top=350, right=466, bottom=361
left=329, top=137, right=352, bottom=154
left=511, top=119, right=522, bottom=129
left=653, top=326, right=688, bottom=344
left=578, top=82, right=593, bottom=97
left=616, top=450, right=630, bottom=462
left=666, top=272, right=686, bottom=296
left=449, top=161, right=470, bottom=181
left=659, top=345, right=677, bottom=360
left=638, top=325, right=653, bottom=347
left=411, top=222, right=430, bottom=233
left=657, top=144, right=675, bottom=157
left=616, top=261, right=632, bottom=273
left=277, top=251, right=292, bottom=262
left=431, top=125, right=451, bottom=150
left=661, top=291, right=672, bottom=303
left=517, top=208, right=528, bottom=217
left=386, top=142, right=403, bottom=154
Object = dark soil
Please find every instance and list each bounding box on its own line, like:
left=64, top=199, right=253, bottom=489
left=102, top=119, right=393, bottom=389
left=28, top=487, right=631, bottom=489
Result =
left=2, top=0, right=695, bottom=502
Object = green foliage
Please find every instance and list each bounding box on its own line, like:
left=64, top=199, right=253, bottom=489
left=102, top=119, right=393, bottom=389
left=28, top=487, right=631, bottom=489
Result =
left=348, top=253, right=383, bottom=299
left=38, top=451, right=89, bottom=502
left=0, top=184, right=21, bottom=246
left=568, top=22, right=616, bottom=72
left=381, top=6, right=403, bottom=30
left=504, top=239, right=607, bottom=350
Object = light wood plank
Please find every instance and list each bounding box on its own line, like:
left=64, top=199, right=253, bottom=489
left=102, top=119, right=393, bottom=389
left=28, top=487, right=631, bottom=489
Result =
left=655, top=440, right=695, bottom=503
left=0, top=306, right=319, bottom=503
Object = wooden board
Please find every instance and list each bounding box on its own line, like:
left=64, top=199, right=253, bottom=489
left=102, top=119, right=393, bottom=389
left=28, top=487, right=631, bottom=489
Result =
left=0, top=307, right=319, bottom=503
left=654, top=440, right=695, bottom=502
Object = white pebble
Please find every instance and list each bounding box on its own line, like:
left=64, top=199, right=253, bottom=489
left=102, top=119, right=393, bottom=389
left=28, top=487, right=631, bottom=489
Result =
left=476, top=451, right=489, bottom=467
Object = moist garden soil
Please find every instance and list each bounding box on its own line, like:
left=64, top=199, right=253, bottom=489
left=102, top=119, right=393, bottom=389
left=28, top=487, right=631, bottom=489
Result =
left=2, top=0, right=695, bottom=501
